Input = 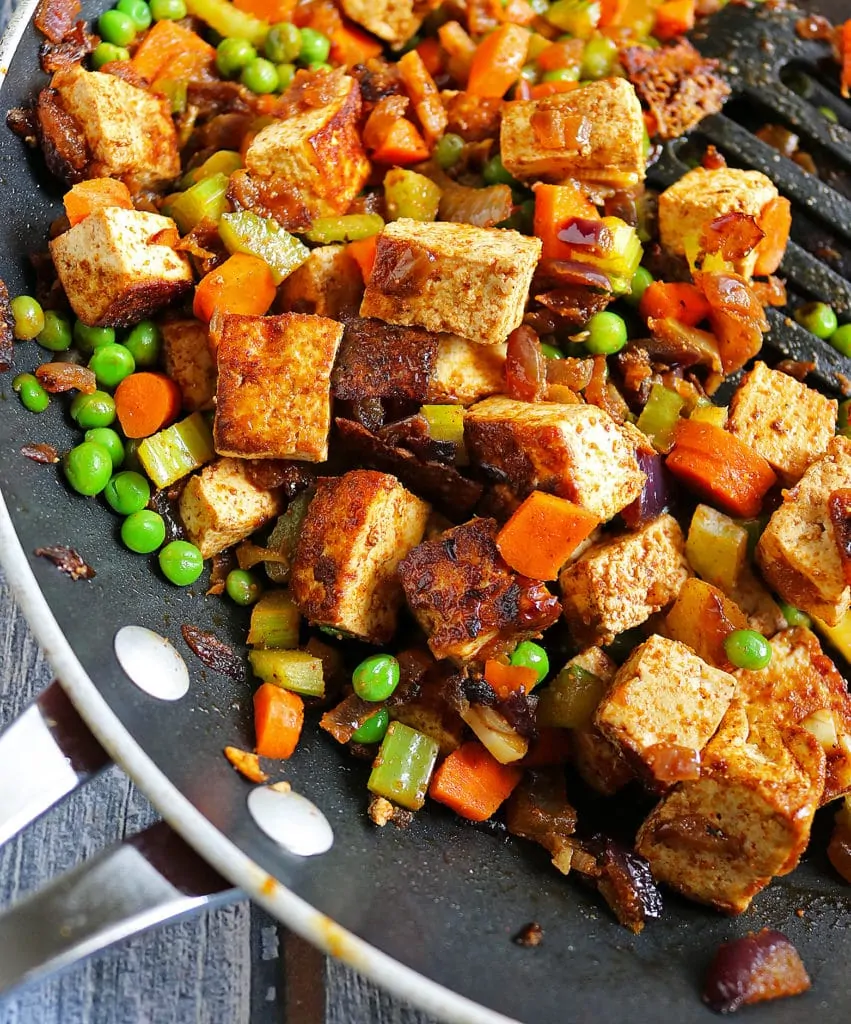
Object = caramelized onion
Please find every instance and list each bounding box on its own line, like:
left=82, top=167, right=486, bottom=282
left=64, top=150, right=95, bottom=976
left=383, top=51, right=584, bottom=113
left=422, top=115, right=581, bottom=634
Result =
left=703, top=930, right=811, bottom=1013
left=505, top=325, right=546, bottom=402
left=644, top=743, right=700, bottom=784
left=438, top=183, right=513, bottom=228
left=701, top=211, right=764, bottom=262
left=35, top=361, right=96, bottom=393
left=622, top=450, right=668, bottom=528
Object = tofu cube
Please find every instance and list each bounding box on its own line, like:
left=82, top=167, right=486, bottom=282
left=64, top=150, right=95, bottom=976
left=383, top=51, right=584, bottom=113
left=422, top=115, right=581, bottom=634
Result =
left=399, top=517, right=562, bottom=665
left=290, top=470, right=430, bottom=644
left=162, top=319, right=216, bottom=412
left=426, top=335, right=507, bottom=405
left=179, top=458, right=286, bottom=558
left=636, top=700, right=825, bottom=913
left=464, top=396, right=645, bottom=520
left=560, top=514, right=692, bottom=645
left=49, top=208, right=192, bottom=327
left=360, top=220, right=541, bottom=346
left=500, top=79, right=646, bottom=189
left=658, top=167, right=779, bottom=278
left=340, top=0, right=438, bottom=48
left=595, top=635, right=736, bottom=783
left=244, top=71, right=370, bottom=218
left=757, top=437, right=851, bottom=626
left=727, top=361, right=837, bottom=484
left=52, top=65, right=180, bottom=190
left=331, top=317, right=439, bottom=401
left=213, top=312, right=343, bottom=463
left=276, top=244, right=363, bottom=320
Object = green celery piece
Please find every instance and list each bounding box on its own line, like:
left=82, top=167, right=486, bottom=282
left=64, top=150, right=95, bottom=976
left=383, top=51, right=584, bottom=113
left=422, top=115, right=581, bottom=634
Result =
left=138, top=412, right=214, bottom=489
left=265, top=489, right=313, bottom=584
left=545, top=0, right=601, bottom=37
left=153, top=78, right=188, bottom=114
left=181, top=150, right=243, bottom=190
left=635, top=383, right=685, bottom=453
left=166, top=173, right=230, bottom=234
left=537, top=665, right=605, bottom=729
left=368, top=722, right=439, bottom=811
left=184, top=0, right=268, bottom=45
left=249, top=649, right=324, bottom=697
left=247, top=591, right=301, bottom=648
left=219, top=211, right=310, bottom=285
left=304, top=214, right=384, bottom=245
left=686, top=505, right=747, bottom=592
left=583, top=218, right=643, bottom=294
left=384, top=169, right=441, bottom=222
left=422, top=405, right=464, bottom=445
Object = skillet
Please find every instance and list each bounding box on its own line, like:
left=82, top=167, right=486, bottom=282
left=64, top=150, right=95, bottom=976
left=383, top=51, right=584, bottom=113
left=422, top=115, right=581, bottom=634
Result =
left=0, top=1, right=850, bottom=1021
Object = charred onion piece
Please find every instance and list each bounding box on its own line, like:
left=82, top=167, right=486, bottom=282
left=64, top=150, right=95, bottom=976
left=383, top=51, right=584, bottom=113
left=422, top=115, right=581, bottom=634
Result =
left=701, top=212, right=764, bottom=262
left=505, top=325, right=546, bottom=402
left=320, top=693, right=384, bottom=744
left=224, top=746, right=269, bottom=784
left=828, top=489, right=851, bottom=587
left=181, top=625, right=245, bottom=682
left=505, top=769, right=578, bottom=853
left=34, top=0, right=80, bottom=43
left=622, top=450, right=669, bottom=529
left=35, top=361, right=96, bottom=393
left=21, top=442, right=60, bottom=464
left=35, top=544, right=95, bottom=580
left=703, top=930, right=811, bottom=1013
left=596, top=840, right=663, bottom=934
left=644, top=743, right=700, bottom=784
left=512, top=922, right=544, bottom=947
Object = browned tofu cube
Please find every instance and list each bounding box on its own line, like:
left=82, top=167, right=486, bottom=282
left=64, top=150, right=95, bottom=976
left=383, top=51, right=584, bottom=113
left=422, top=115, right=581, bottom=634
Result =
left=427, top=335, right=506, bottom=405
left=162, top=318, right=216, bottom=412
left=340, top=0, right=438, bottom=47
left=757, top=437, right=851, bottom=626
left=291, top=470, right=430, bottom=644
left=464, top=396, right=645, bottom=520
left=727, top=362, right=837, bottom=484
left=331, top=318, right=439, bottom=401
left=595, top=635, right=736, bottom=784
left=360, top=220, right=541, bottom=346
left=213, top=312, right=343, bottom=463
left=399, top=517, right=561, bottom=665
left=276, top=244, right=363, bottom=319
left=500, top=79, right=645, bottom=188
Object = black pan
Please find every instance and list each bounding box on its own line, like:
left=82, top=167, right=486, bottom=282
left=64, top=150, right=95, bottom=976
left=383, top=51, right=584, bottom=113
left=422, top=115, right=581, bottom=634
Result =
left=0, top=2, right=849, bottom=1021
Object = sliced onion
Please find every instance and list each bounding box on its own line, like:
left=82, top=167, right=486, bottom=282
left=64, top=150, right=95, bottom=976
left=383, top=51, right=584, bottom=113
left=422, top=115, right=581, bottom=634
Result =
left=462, top=704, right=528, bottom=763
left=621, top=450, right=669, bottom=528
left=438, top=183, right=513, bottom=229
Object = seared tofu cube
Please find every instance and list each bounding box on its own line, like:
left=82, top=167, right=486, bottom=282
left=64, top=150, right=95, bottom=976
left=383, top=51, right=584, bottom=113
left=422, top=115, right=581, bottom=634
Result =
left=636, top=700, right=825, bottom=913
left=213, top=312, right=343, bottom=463
left=162, top=319, right=216, bottom=412
left=291, top=470, right=430, bottom=644
left=49, top=208, right=192, bottom=327
left=658, top=167, right=779, bottom=278
left=331, top=317, right=439, bottom=401
left=179, top=458, right=286, bottom=558
left=244, top=71, right=370, bottom=218
left=727, top=362, right=836, bottom=484
left=595, top=635, right=736, bottom=783
left=427, top=336, right=506, bottom=405
left=500, top=79, right=645, bottom=189
left=399, top=517, right=561, bottom=665
left=276, top=244, right=363, bottom=320
left=51, top=65, right=180, bottom=190
left=464, top=396, right=645, bottom=520
left=360, top=220, right=541, bottom=346
left=757, top=437, right=851, bottom=626
left=560, top=514, right=692, bottom=645
left=340, top=0, right=437, bottom=48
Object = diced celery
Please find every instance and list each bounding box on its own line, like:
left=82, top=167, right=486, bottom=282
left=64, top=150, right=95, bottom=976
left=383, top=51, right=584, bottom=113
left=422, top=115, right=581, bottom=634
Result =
left=422, top=405, right=464, bottom=445
left=368, top=722, right=439, bottom=811
left=582, top=217, right=643, bottom=294
left=545, top=0, right=601, bottom=37
left=184, top=0, right=268, bottom=45
left=247, top=590, right=301, bottom=649
left=304, top=214, right=384, bottom=245
left=690, top=402, right=728, bottom=428
left=138, top=412, right=214, bottom=489
left=181, top=150, right=243, bottom=190
left=384, top=169, right=441, bottom=223
left=636, top=383, right=685, bottom=453
left=686, top=504, right=748, bottom=592
left=219, top=211, right=309, bottom=285
left=153, top=78, right=188, bottom=114
left=537, top=664, right=605, bottom=729
left=813, top=611, right=851, bottom=665
left=526, top=31, right=552, bottom=61
left=265, top=490, right=313, bottom=583
left=249, top=649, right=324, bottom=697
left=165, top=173, right=230, bottom=235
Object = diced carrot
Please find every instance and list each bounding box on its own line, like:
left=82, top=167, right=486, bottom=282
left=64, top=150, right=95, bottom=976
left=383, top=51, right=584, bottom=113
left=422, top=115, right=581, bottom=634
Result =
left=348, top=235, right=377, bottom=282
left=193, top=253, right=277, bottom=322
left=520, top=727, right=572, bottom=767
left=370, top=117, right=430, bottom=165
left=254, top=683, right=304, bottom=759
left=233, top=0, right=294, bottom=23
left=639, top=281, right=711, bottom=327
left=653, top=0, right=695, bottom=41
left=599, top=0, right=627, bottom=27
left=438, top=21, right=477, bottom=86
left=665, top=419, right=776, bottom=519
left=497, top=490, right=600, bottom=580
left=429, top=741, right=523, bottom=821
left=131, top=19, right=215, bottom=85
left=331, top=21, right=383, bottom=66
left=500, top=0, right=537, bottom=27
left=416, top=36, right=444, bottom=78
left=753, top=196, right=792, bottom=276
left=467, top=23, right=530, bottom=99
left=533, top=182, right=599, bottom=260
left=528, top=80, right=581, bottom=99
left=114, top=372, right=182, bottom=438
left=536, top=38, right=583, bottom=73
left=484, top=659, right=539, bottom=699
left=399, top=50, right=448, bottom=148
left=63, top=178, right=133, bottom=226
left=842, top=20, right=851, bottom=99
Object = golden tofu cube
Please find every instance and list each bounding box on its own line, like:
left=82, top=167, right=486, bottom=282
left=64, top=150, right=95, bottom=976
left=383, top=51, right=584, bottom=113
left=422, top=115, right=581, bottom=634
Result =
left=162, top=318, right=216, bottom=412
left=427, top=335, right=506, bottom=405
left=340, top=0, right=438, bottom=48
left=276, top=244, right=363, bottom=320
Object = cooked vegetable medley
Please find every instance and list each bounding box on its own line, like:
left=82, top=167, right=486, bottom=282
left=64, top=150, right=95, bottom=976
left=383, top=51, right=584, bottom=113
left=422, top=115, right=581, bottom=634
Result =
left=5, top=0, right=851, bottom=969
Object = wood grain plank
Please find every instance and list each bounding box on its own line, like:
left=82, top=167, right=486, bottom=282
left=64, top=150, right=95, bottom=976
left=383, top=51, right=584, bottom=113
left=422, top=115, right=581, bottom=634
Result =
left=325, top=957, right=438, bottom=1024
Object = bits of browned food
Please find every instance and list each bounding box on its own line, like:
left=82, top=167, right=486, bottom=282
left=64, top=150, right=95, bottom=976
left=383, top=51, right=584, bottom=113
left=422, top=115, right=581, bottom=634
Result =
left=34, top=0, right=80, bottom=43
left=443, top=92, right=503, bottom=142
left=35, top=87, right=91, bottom=185
left=320, top=693, right=385, bottom=744
left=224, top=746, right=269, bottom=784
left=21, top=443, right=60, bottom=465
left=438, top=183, right=514, bottom=229
left=39, top=21, right=96, bottom=74
left=181, top=625, right=245, bottom=682
left=701, top=212, right=765, bottom=263
left=505, top=769, right=577, bottom=853
left=595, top=840, right=663, bottom=935
left=188, top=81, right=256, bottom=117
left=332, top=318, right=440, bottom=402
left=828, top=803, right=851, bottom=884
left=621, top=40, right=730, bottom=141
left=512, top=922, right=544, bottom=948
left=795, top=13, right=833, bottom=41
left=505, top=325, right=546, bottom=402
left=7, top=106, right=39, bottom=145
left=828, top=489, right=851, bottom=587
left=0, top=281, right=15, bottom=373
left=174, top=220, right=229, bottom=276
left=243, top=461, right=314, bottom=498
left=227, top=170, right=311, bottom=233
left=35, top=544, right=95, bottom=580
left=644, top=743, right=701, bottom=784
left=703, top=929, right=811, bottom=1013
left=206, top=550, right=236, bottom=596
left=773, top=358, right=813, bottom=380
left=35, top=361, right=96, bottom=393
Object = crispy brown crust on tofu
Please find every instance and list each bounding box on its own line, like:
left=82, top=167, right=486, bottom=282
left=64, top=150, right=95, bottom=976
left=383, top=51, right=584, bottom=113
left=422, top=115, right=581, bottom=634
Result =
left=399, top=517, right=561, bottom=665
left=276, top=244, right=363, bottom=319
left=162, top=318, right=216, bottom=412
left=291, top=470, right=430, bottom=644
left=331, top=317, right=440, bottom=401
left=340, top=0, right=439, bottom=48
left=36, top=86, right=91, bottom=184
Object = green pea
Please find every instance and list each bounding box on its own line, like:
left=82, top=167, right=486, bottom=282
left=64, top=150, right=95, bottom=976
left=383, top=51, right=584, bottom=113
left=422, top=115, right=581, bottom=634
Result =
left=85, top=427, right=125, bottom=468
left=352, top=654, right=400, bottom=702
left=626, top=266, right=653, bottom=306
left=482, top=154, right=519, bottom=187
left=540, top=342, right=563, bottom=359
left=265, top=21, right=301, bottom=63
left=585, top=310, right=628, bottom=355
left=779, top=602, right=812, bottom=629
left=123, top=321, right=161, bottom=367
left=91, top=41, right=130, bottom=68
left=73, top=321, right=116, bottom=353
left=510, top=640, right=549, bottom=684
left=298, top=27, right=330, bottom=65
left=216, top=37, right=257, bottom=77
left=435, top=132, right=464, bottom=170
left=36, top=310, right=72, bottom=352
left=829, top=323, right=851, bottom=358
left=542, top=67, right=579, bottom=83
left=88, top=344, right=135, bottom=389
left=13, top=373, right=50, bottom=413
left=10, top=295, right=44, bottom=340
left=795, top=301, right=838, bottom=340
left=121, top=509, right=166, bottom=553
left=351, top=707, right=390, bottom=744
left=240, top=57, right=279, bottom=94
left=723, top=629, right=772, bottom=670
left=149, top=0, right=186, bottom=19
left=63, top=441, right=113, bottom=496
left=116, top=0, right=152, bottom=30
left=70, top=390, right=116, bottom=429
left=159, top=540, right=204, bottom=585
left=225, top=568, right=263, bottom=605
left=276, top=62, right=296, bottom=91
left=98, top=9, right=137, bottom=46
left=123, top=437, right=143, bottom=473
left=105, top=470, right=151, bottom=515
left=820, top=105, right=839, bottom=123
left=580, top=34, right=618, bottom=80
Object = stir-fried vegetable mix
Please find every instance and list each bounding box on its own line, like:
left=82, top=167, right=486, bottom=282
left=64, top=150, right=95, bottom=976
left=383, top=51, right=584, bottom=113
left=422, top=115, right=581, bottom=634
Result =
left=5, top=0, right=851, bottom=961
